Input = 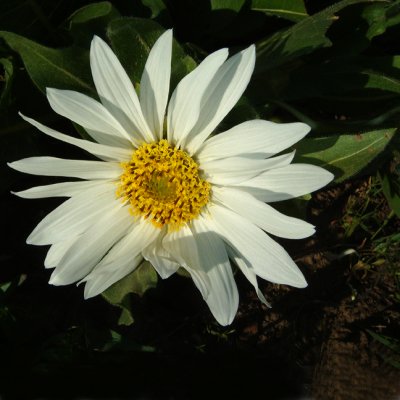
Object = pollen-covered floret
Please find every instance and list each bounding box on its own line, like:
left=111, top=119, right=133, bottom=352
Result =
left=118, top=139, right=211, bottom=229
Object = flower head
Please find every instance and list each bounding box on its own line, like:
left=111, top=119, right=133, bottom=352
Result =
left=9, top=30, right=333, bottom=325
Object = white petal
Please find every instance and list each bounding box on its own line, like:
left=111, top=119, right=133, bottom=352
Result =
left=201, top=152, right=295, bottom=185
left=209, top=204, right=307, bottom=288
left=197, top=120, right=310, bottom=162
left=44, top=236, right=79, bottom=269
left=8, top=157, right=121, bottom=180
left=90, top=36, right=154, bottom=143
left=12, top=180, right=104, bottom=199
left=167, top=48, right=229, bottom=147
left=82, top=218, right=159, bottom=298
left=20, top=113, right=132, bottom=162
left=46, top=88, right=133, bottom=144
left=162, top=225, right=210, bottom=297
left=27, top=183, right=118, bottom=245
left=84, top=127, right=132, bottom=148
left=140, top=30, right=172, bottom=140
left=226, top=246, right=270, bottom=307
left=235, top=164, right=334, bottom=202
left=190, top=217, right=239, bottom=326
left=185, top=45, right=256, bottom=155
left=142, top=229, right=180, bottom=279
left=213, top=187, right=315, bottom=239
left=49, top=205, right=132, bottom=286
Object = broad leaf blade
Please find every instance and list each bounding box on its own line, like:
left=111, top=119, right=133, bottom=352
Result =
left=255, top=0, right=383, bottom=72
left=0, top=31, right=95, bottom=95
left=251, top=0, right=308, bottom=22
left=294, top=129, right=396, bottom=182
left=67, top=1, right=120, bottom=46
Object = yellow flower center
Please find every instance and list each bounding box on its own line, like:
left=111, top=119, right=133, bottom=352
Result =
left=117, top=139, right=211, bottom=229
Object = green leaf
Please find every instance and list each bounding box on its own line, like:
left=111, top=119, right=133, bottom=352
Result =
left=0, top=57, right=13, bottom=111
left=362, top=3, right=388, bottom=38
left=294, top=128, right=396, bottom=183
left=67, top=1, right=120, bottom=46
left=211, top=0, right=246, bottom=12
left=102, top=260, right=158, bottom=326
left=0, top=31, right=95, bottom=95
left=362, top=0, right=400, bottom=37
left=255, top=0, right=383, bottom=72
left=128, top=260, right=158, bottom=296
left=281, top=57, right=400, bottom=101
left=102, top=330, right=156, bottom=352
left=379, top=170, right=400, bottom=218
left=274, top=195, right=310, bottom=220
left=362, top=70, right=400, bottom=93
left=386, top=0, right=400, bottom=28
left=367, top=330, right=400, bottom=353
left=142, top=0, right=167, bottom=18
left=106, top=17, right=196, bottom=91
left=251, top=0, right=308, bottom=22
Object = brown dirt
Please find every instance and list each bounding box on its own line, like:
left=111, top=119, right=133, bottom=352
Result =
left=311, top=269, right=400, bottom=400
left=234, top=178, right=400, bottom=400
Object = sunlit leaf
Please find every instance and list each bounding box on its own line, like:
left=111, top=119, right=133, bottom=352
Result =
left=255, top=0, right=383, bottom=72
left=67, top=1, right=120, bottom=46
left=251, top=0, right=308, bottom=22
left=294, top=128, right=396, bottom=182
left=0, top=31, right=94, bottom=95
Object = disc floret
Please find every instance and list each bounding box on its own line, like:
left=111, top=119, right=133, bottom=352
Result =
left=118, top=140, right=211, bottom=229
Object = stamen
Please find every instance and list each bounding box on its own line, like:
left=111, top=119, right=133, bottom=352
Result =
left=117, top=140, right=211, bottom=229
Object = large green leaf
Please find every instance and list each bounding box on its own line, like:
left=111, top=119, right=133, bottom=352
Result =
left=255, top=0, right=383, bottom=72
left=294, top=128, right=396, bottom=182
left=106, top=17, right=196, bottom=91
left=102, top=260, right=158, bottom=326
left=67, top=1, right=120, bottom=46
left=251, top=0, right=308, bottom=22
left=0, top=31, right=95, bottom=95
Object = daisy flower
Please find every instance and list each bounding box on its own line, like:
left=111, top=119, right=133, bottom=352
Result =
left=9, top=30, right=333, bottom=325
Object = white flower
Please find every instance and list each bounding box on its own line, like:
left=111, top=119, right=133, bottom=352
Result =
left=8, top=30, right=333, bottom=325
